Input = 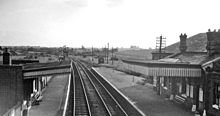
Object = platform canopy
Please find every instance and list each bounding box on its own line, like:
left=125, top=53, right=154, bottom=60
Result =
left=146, top=67, right=201, bottom=77
left=23, top=61, right=71, bottom=79
left=122, top=59, right=202, bottom=77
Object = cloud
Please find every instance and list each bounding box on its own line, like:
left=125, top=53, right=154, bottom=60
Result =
left=0, top=0, right=220, bottom=48
left=106, top=0, right=123, bottom=7
left=64, top=0, right=88, bottom=7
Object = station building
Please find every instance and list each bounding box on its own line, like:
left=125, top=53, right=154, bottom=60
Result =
left=121, top=30, right=220, bottom=116
left=0, top=49, right=71, bottom=116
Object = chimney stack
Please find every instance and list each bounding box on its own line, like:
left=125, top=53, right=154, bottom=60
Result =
left=179, top=33, right=187, bottom=53
left=3, top=48, right=11, bottom=65
left=206, top=29, right=220, bottom=56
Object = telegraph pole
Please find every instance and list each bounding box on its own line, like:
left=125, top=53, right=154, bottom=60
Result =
left=156, top=35, right=166, bottom=59
left=111, top=47, right=113, bottom=65
left=107, top=43, right=109, bottom=64
left=155, top=35, right=166, bottom=95
left=92, top=46, right=94, bottom=61
left=104, top=45, right=106, bottom=63
left=159, top=35, right=162, bottom=54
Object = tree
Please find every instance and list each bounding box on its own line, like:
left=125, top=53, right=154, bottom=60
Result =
left=27, top=47, right=34, bottom=51
left=81, top=45, right=85, bottom=50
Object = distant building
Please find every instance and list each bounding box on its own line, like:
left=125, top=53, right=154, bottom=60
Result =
left=0, top=48, right=21, bottom=65
left=130, top=45, right=141, bottom=50
left=98, top=56, right=105, bottom=64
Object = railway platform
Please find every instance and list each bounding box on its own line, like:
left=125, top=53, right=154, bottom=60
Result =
left=29, top=74, right=69, bottom=116
left=95, top=67, right=194, bottom=116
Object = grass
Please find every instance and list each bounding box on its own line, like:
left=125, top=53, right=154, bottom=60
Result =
left=116, top=49, right=153, bottom=60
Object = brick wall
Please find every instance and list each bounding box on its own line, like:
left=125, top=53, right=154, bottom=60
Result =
left=0, top=65, right=23, bottom=115
left=206, top=31, right=220, bottom=55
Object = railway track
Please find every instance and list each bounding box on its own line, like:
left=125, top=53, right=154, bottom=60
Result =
left=72, top=61, right=128, bottom=116
left=72, top=62, right=91, bottom=116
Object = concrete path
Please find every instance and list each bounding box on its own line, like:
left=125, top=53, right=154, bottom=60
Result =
left=29, top=74, right=69, bottom=116
left=95, top=67, right=194, bottom=116
left=121, top=85, right=194, bottom=116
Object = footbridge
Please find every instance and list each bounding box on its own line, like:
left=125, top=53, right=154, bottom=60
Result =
left=23, top=61, right=71, bottom=79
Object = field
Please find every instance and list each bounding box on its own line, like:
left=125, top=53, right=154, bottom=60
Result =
left=116, top=49, right=153, bottom=60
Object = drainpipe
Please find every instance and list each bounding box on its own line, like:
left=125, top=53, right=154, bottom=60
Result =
left=3, top=48, right=11, bottom=65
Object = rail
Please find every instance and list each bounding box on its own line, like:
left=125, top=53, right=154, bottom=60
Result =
left=72, top=62, right=91, bottom=116
left=77, top=62, right=112, bottom=116
left=91, top=68, right=145, bottom=116
left=78, top=61, right=128, bottom=116
left=68, top=60, right=145, bottom=116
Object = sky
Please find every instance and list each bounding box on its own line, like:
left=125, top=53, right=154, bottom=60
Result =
left=0, top=0, right=220, bottom=49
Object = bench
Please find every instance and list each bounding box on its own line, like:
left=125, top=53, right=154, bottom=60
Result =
left=175, top=95, right=186, bottom=103
left=31, top=92, right=43, bottom=106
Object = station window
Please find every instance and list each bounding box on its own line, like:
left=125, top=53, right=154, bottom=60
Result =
left=33, top=80, right=37, bottom=92
left=185, top=84, right=194, bottom=98
left=176, top=78, right=181, bottom=94
left=186, top=84, right=190, bottom=97
left=177, top=82, right=182, bottom=93
left=160, top=77, right=164, bottom=86
left=190, top=85, right=194, bottom=98
left=199, top=87, right=203, bottom=102
left=176, top=77, right=187, bottom=95
left=184, top=78, right=193, bottom=98
left=164, top=77, right=167, bottom=87
left=213, top=82, right=220, bottom=109
left=160, top=77, right=168, bottom=89
left=181, top=77, right=186, bottom=94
